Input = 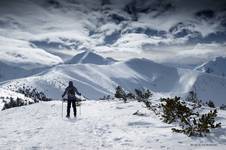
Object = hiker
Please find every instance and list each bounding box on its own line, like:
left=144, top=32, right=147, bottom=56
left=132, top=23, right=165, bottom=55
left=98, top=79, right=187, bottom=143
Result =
left=62, top=81, right=81, bottom=118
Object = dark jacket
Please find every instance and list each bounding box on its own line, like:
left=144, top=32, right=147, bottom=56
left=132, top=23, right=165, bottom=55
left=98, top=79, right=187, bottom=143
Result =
left=62, top=83, right=81, bottom=100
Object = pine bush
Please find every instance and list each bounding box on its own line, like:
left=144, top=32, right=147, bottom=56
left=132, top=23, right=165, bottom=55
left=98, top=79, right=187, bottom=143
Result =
left=206, top=100, right=215, bottom=108
left=115, top=86, right=127, bottom=102
left=172, top=109, right=221, bottom=136
left=161, top=96, right=193, bottom=124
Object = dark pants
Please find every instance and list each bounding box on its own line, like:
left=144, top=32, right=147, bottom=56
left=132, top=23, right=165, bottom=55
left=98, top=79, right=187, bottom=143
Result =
left=67, top=99, right=77, bottom=117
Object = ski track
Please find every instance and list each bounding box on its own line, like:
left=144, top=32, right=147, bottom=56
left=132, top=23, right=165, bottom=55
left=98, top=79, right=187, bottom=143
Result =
left=0, top=101, right=226, bottom=150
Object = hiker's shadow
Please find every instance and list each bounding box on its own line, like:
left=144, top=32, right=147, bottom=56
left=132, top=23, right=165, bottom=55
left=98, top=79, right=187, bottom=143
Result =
left=63, top=118, right=78, bottom=123
left=63, top=118, right=81, bottom=123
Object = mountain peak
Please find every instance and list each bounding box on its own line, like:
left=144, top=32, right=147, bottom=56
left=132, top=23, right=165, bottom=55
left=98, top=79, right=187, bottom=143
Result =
left=65, top=51, right=117, bottom=65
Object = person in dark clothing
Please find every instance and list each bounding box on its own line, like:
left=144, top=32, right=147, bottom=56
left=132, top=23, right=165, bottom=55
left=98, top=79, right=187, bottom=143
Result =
left=62, top=81, right=81, bottom=118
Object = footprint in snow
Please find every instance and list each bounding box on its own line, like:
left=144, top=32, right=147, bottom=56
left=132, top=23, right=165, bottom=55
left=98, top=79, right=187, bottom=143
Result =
left=128, top=121, right=152, bottom=127
left=115, top=106, right=124, bottom=109
left=0, top=136, right=7, bottom=139
left=13, top=130, right=21, bottom=135
left=178, top=141, right=183, bottom=144
left=114, top=137, right=122, bottom=141
left=161, top=145, right=166, bottom=149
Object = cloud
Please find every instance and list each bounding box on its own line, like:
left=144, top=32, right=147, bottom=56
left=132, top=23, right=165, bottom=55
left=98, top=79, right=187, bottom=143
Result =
left=0, top=36, right=63, bottom=68
left=0, top=0, right=225, bottom=68
left=99, top=42, right=226, bottom=68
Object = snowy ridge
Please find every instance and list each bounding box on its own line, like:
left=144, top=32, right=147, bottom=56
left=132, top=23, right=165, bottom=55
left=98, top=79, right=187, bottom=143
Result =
left=196, top=57, right=226, bottom=78
left=66, top=51, right=116, bottom=65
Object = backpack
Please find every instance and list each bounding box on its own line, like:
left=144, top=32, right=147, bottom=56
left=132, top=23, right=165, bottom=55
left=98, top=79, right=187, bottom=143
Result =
left=67, top=87, right=75, bottom=98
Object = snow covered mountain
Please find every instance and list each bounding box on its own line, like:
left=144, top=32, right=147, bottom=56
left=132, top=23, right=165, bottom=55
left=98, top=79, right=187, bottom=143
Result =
left=174, top=69, right=226, bottom=106
left=1, top=55, right=226, bottom=106
left=0, top=61, right=49, bottom=82
left=196, top=57, right=226, bottom=78
left=0, top=58, right=179, bottom=99
left=66, top=51, right=117, bottom=65
left=0, top=61, right=29, bottom=82
left=0, top=0, right=225, bottom=104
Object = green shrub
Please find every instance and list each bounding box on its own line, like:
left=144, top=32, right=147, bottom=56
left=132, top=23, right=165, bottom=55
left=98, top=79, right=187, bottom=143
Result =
left=115, top=86, right=127, bottom=102
left=17, top=86, right=51, bottom=102
left=220, top=104, right=226, bottom=110
left=2, top=97, right=33, bottom=110
left=172, top=109, right=221, bottom=136
left=135, top=89, right=152, bottom=102
left=161, top=96, right=193, bottom=124
left=206, top=100, right=215, bottom=108
left=161, top=96, right=221, bottom=136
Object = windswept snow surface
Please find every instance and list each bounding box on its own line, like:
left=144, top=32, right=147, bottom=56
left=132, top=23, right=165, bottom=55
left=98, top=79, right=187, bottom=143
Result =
left=0, top=100, right=226, bottom=150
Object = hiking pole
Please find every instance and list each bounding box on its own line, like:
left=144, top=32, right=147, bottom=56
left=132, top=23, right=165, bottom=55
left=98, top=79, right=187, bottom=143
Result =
left=62, top=100, right=63, bottom=119
left=79, top=103, right=81, bottom=116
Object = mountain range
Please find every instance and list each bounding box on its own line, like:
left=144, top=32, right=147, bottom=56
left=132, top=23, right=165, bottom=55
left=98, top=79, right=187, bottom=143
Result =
left=0, top=0, right=226, bottom=107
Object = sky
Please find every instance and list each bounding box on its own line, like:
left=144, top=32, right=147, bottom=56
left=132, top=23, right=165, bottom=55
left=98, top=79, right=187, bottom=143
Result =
left=0, top=0, right=226, bottom=68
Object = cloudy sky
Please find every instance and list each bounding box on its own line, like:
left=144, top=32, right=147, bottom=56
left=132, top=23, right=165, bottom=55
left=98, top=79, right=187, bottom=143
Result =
left=0, top=0, right=226, bottom=68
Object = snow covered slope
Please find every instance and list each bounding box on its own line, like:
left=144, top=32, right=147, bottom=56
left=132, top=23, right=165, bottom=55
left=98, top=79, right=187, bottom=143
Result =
left=173, top=69, right=226, bottom=106
left=0, top=58, right=179, bottom=100
left=1, top=57, right=226, bottom=105
left=196, top=57, right=226, bottom=78
left=66, top=51, right=116, bottom=65
left=0, top=100, right=226, bottom=150
left=0, top=88, right=33, bottom=110
left=0, top=61, right=28, bottom=82
left=193, top=73, right=226, bottom=106
left=0, top=60, right=52, bottom=82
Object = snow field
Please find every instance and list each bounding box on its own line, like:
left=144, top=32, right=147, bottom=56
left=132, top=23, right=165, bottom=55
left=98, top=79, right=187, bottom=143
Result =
left=0, top=100, right=226, bottom=150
